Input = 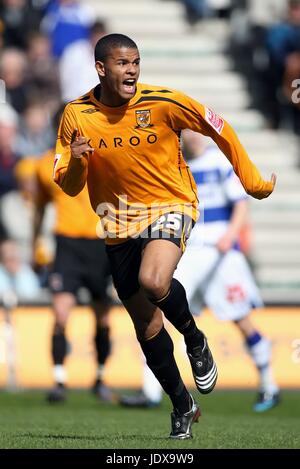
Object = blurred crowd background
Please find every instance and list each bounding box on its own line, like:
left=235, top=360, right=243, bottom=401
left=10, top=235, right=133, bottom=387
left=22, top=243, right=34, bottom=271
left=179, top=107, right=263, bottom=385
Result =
left=0, top=1, right=299, bottom=307
left=0, top=0, right=300, bottom=300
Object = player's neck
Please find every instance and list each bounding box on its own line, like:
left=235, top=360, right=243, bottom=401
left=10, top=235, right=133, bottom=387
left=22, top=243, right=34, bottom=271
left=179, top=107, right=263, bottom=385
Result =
left=96, top=84, right=134, bottom=108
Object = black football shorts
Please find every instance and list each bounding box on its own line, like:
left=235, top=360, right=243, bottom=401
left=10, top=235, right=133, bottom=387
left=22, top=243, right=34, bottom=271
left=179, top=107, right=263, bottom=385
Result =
left=106, top=212, right=194, bottom=301
left=49, top=235, right=111, bottom=301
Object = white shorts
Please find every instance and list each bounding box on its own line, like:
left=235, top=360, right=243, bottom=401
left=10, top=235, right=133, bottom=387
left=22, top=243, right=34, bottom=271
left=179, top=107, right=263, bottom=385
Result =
left=174, top=246, right=263, bottom=321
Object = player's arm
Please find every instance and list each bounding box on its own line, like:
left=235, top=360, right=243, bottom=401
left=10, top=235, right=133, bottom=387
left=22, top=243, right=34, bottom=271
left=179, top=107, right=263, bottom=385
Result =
left=32, top=172, right=51, bottom=266
left=169, top=93, right=276, bottom=200
left=208, top=119, right=276, bottom=200
left=53, top=106, right=94, bottom=196
left=217, top=199, right=248, bottom=253
left=60, top=128, right=94, bottom=196
left=33, top=179, right=50, bottom=243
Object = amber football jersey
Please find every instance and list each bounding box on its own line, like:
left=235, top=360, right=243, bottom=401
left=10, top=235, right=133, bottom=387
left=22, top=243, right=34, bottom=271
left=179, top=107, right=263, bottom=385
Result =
left=37, top=149, right=100, bottom=238
left=54, top=83, right=273, bottom=244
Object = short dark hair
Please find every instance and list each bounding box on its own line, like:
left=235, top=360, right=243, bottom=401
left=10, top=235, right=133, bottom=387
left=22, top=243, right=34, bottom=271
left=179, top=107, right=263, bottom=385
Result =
left=94, top=33, right=138, bottom=62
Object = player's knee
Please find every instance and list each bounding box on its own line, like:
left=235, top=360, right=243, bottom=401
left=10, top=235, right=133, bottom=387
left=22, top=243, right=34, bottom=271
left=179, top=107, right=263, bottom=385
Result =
left=93, top=301, right=110, bottom=327
left=138, top=270, right=168, bottom=299
left=53, top=321, right=65, bottom=334
left=53, top=308, right=69, bottom=330
left=96, top=313, right=110, bottom=328
left=53, top=293, right=74, bottom=326
left=135, top=314, right=163, bottom=342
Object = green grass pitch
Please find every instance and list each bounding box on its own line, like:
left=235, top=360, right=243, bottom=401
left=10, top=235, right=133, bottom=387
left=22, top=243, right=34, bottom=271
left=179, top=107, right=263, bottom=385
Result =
left=0, top=390, right=299, bottom=449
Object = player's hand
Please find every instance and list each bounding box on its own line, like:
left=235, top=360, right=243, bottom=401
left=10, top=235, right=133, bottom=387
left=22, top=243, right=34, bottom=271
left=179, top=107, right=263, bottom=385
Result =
left=70, top=128, right=94, bottom=159
left=249, top=173, right=277, bottom=200
left=217, top=233, right=234, bottom=253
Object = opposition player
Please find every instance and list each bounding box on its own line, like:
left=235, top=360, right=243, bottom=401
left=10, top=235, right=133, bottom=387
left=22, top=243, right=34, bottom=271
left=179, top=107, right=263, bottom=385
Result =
left=34, top=109, right=113, bottom=403
left=53, top=34, right=276, bottom=438
left=121, top=130, right=280, bottom=412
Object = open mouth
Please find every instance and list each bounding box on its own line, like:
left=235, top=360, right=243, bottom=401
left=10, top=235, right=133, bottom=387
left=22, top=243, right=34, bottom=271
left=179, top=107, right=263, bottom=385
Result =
left=122, top=79, right=136, bottom=94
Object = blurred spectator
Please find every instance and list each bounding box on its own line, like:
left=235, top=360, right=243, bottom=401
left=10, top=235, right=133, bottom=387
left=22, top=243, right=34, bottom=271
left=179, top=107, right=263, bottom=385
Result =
left=0, top=14, right=4, bottom=49
left=0, top=158, right=36, bottom=261
left=0, top=102, right=19, bottom=197
left=0, top=47, right=29, bottom=112
left=207, top=0, right=232, bottom=18
left=0, top=218, right=7, bottom=240
left=0, top=238, right=40, bottom=300
left=267, top=1, right=300, bottom=75
left=229, top=0, right=300, bottom=131
left=0, top=0, right=44, bottom=50
left=180, top=0, right=211, bottom=25
left=265, top=0, right=300, bottom=130
left=230, top=1, right=286, bottom=52
left=14, top=156, right=37, bottom=201
left=179, top=0, right=233, bottom=24
left=41, top=0, right=94, bottom=59
left=0, top=157, right=55, bottom=264
left=16, top=103, right=54, bottom=157
left=283, top=51, right=300, bottom=115
left=247, top=0, right=286, bottom=27
left=26, top=31, right=60, bottom=104
left=59, top=19, right=107, bottom=102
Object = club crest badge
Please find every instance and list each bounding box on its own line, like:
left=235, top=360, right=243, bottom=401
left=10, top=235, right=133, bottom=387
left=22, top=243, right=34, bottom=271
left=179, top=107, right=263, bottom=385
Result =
left=135, top=110, right=152, bottom=128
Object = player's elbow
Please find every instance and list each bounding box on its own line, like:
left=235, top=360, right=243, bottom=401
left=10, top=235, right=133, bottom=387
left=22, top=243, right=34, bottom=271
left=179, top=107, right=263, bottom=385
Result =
left=60, top=179, right=84, bottom=197
left=55, top=172, right=84, bottom=197
left=57, top=157, right=88, bottom=197
left=63, top=187, right=82, bottom=197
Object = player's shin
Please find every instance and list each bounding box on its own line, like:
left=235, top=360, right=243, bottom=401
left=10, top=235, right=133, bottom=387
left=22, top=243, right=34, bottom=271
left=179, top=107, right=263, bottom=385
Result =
left=139, top=327, right=191, bottom=414
left=246, top=332, right=278, bottom=394
left=150, top=280, right=217, bottom=394
left=52, top=328, right=67, bottom=361
left=95, top=326, right=111, bottom=368
left=150, top=278, right=204, bottom=351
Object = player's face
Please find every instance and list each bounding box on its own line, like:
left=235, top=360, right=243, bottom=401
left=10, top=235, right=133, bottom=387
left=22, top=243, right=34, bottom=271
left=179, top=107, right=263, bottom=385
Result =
left=96, top=47, right=140, bottom=106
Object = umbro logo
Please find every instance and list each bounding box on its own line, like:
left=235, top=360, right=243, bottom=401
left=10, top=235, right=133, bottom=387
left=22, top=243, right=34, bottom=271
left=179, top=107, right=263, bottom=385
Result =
left=81, top=108, right=99, bottom=114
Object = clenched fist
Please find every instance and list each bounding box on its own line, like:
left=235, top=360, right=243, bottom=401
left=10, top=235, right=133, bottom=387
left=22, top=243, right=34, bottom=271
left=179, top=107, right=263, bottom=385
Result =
left=248, top=173, right=277, bottom=200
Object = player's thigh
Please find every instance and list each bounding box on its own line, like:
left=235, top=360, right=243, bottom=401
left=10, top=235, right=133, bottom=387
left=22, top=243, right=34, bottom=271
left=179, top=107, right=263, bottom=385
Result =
left=52, top=292, right=76, bottom=326
left=205, top=250, right=263, bottom=321
left=105, top=238, right=142, bottom=301
left=49, top=235, right=82, bottom=296
left=81, top=238, right=111, bottom=304
left=139, top=239, right=182, bottom=293
left=138, top=212, right=194, bottom=293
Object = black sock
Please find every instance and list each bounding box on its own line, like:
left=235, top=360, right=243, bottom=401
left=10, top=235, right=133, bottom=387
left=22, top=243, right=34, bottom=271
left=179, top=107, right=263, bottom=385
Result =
left=150, top=278, right=193, bottom=330
left=139, top=327, right=191, bottom=414
left=95, top=326, right=111, bottom=366
left=52, top=331, right=67, bottom=365
left=150, top=278, right=204, bottom=350
left=182, top=318, right=205, bottom=352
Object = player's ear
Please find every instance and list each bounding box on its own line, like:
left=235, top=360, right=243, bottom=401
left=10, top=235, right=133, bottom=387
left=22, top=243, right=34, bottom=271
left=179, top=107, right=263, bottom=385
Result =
left=95, top=61, right=105, bottom=77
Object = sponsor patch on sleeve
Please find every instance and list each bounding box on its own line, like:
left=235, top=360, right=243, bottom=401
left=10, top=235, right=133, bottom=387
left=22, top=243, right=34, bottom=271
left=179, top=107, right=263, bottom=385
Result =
left=205, top=107, right=224, bottom=135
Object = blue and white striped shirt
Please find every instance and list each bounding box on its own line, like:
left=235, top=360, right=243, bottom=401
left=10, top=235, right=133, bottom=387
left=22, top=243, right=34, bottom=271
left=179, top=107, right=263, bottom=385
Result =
left=187, top=146, right=248, bottom=247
